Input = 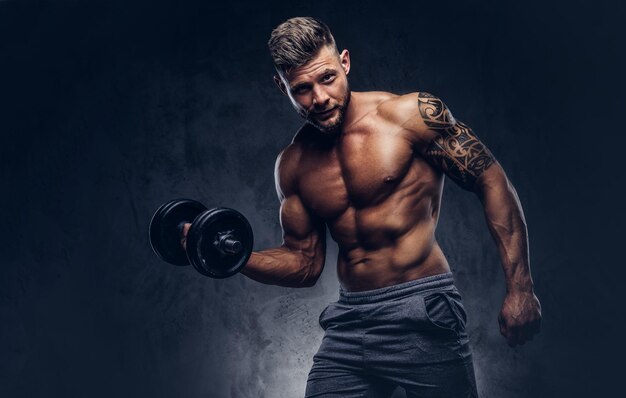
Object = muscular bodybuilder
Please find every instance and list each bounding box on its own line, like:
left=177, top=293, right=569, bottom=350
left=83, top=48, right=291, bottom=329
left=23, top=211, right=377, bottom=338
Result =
left=184, top=17, right=541, bottom=397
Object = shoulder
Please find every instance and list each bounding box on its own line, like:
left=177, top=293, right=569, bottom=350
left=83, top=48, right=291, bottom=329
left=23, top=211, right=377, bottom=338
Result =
left=274, top=130, right=306, bottom=200
left=361, top=91, right=398, bottom=104
left=377, top=91, right=456, bottom=131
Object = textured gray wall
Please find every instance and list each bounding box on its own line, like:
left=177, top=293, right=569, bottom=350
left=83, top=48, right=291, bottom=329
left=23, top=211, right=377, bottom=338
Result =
left=1, top=0, right=624, bottom=397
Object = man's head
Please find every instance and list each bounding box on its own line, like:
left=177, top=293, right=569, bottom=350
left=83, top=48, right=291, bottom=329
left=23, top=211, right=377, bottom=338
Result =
left=268, top=17, right=351, bottom=134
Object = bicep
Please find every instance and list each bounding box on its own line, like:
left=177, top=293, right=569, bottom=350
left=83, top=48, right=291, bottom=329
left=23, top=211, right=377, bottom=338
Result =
left=279, top=193, right=325, bottom=252
left=417, top=92, right=496, bottom=191
left=425, top=120, right=495, bottom=190
left=274, top=148, right=326, bottom=256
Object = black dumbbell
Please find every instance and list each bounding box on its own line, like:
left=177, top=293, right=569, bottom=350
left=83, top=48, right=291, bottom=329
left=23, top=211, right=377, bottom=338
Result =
left=149, top=199, right=253, bottom=278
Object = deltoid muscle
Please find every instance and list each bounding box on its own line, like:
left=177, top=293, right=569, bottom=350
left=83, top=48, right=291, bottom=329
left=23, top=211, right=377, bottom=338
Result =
left=417, top=92, right=494, bottom=190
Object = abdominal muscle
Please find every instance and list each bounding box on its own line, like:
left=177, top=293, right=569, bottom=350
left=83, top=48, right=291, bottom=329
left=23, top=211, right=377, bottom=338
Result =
left=329, top=184, right=451, bottom=292
left=296, top=115, right=452, bottom=291
left=335, top=225, right=450, bottom=292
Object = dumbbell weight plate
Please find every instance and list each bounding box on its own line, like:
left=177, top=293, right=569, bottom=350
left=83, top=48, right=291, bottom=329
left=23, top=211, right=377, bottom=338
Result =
left=186, top=207, right=253, bottom=278
left=149, top=199, right=207, bottom=266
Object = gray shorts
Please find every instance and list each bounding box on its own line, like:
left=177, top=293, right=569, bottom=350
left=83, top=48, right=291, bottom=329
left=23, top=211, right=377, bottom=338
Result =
left=305, top=272, right=478, bottom=398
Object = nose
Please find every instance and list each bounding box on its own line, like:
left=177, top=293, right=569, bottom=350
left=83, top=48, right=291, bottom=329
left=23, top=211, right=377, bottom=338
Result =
left=312, top=85, right=330, bottom=108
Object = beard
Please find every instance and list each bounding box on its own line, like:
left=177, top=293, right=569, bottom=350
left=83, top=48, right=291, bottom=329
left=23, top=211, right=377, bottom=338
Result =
left=301, top=86, right=351, bottom=135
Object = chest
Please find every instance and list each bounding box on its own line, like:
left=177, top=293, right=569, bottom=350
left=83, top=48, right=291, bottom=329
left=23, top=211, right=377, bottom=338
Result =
left=298, top=129, right=415, bottom=218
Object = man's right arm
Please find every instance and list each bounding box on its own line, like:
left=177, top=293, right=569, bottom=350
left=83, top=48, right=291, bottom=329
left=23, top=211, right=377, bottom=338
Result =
left=240, top=146, right=326, bottom=288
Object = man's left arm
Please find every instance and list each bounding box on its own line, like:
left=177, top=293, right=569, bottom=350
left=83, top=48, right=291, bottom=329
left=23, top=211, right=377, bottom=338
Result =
left=405, top=92, right=542, bottom=347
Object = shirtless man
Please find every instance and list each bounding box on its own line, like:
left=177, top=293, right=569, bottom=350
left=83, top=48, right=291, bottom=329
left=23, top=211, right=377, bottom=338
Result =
left=185, top=17, right=541, bottom=397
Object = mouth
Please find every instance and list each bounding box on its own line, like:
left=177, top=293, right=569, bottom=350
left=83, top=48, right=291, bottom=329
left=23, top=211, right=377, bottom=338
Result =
left=313, top=107, right=337, bottom=119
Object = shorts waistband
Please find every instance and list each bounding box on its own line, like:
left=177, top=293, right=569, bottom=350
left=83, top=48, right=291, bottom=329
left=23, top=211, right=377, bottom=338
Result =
left=338, top=272, right=455, bottom=304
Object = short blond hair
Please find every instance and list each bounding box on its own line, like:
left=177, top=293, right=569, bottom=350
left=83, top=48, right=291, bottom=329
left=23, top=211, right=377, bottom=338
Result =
left=268, top=17, right=338, bottom=74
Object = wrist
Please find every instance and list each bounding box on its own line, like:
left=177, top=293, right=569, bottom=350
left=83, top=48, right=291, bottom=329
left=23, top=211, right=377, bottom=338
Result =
left=506, top=281, right=534, bottom=295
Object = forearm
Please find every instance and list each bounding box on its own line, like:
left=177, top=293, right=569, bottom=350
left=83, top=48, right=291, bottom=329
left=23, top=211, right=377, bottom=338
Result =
left=477, top=166, right=534, bottom=293
left=241, top=245, right=318, bottom=288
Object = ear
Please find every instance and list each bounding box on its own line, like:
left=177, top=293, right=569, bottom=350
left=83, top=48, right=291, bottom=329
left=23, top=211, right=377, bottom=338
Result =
left=339, top=49, right=351, bottom=76
left=273, top=75, right=288, bottom=96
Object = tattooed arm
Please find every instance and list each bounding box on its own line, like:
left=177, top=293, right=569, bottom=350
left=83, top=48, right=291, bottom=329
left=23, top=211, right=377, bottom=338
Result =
left=404, top=92, right=541, bottom=346
left=417, top=92, right=495, bottom=190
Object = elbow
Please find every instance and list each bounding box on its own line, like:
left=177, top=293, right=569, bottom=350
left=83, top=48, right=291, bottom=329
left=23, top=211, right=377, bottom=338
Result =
left=473, top=161, right=505, bottom=196
left=299, top=258, right=325, bottom=287
left=300, top=278, right=319, bottom=288
left=475, top=165, right=521, bottom=207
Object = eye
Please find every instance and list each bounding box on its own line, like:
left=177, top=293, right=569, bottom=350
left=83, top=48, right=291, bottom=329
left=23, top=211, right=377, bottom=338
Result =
left=321, top=74, right=335, bottom=83
left=293, top=85, right=310, bottom=95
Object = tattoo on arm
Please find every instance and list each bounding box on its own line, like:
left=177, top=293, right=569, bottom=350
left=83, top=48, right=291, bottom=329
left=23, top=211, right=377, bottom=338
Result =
left=418, top=92, right=495, bottom=190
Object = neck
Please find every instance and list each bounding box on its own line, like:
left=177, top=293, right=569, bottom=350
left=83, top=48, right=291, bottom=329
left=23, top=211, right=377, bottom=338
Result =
left=340, top=91, right=360, bottom=132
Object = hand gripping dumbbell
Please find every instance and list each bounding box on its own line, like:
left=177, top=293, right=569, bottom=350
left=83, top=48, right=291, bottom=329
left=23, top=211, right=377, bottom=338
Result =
left=149, top=199, right=253, bottom=278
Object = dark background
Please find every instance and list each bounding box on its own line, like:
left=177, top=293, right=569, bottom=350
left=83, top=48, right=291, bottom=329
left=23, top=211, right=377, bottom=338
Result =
left=1, top=0, right=624, bottom=397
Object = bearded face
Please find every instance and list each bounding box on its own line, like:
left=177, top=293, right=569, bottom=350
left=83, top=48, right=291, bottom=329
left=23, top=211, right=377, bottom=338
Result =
left=277, top=45, right=352, bottom=134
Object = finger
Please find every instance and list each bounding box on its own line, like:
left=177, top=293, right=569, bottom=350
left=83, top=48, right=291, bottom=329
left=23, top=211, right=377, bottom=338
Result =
left=518, top=324, right=541, bottom=345
left=180, top=223, right=192, bottom=250
left=498, top=315, right=507, bottom=336
left=516, top=329, right=532, bottom=345
left=507, top=334, right=518, bottom=347
left=507, top=327, right=522, bottom=347
left=182, top=223, right=192, bottom=236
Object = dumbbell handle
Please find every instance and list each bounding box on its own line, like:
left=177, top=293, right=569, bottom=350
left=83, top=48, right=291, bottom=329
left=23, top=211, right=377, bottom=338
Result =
left=178, top=222, right=241, bottom=255
left=215, top=233, right=243, bottom=255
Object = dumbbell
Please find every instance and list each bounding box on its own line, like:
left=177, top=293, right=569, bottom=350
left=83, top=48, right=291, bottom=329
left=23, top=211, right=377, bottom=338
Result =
left=149, top=199, right=253, bottom=278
